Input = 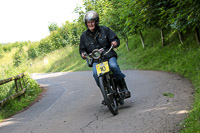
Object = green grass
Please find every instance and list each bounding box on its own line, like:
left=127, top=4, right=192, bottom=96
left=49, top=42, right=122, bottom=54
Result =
left=163, top=93, right=175, bottom=98
left=0, top=75, right=42, bottom=121
left=27, top=45, right=91, bottom=73
left=0, top=48, right=42, bottom=121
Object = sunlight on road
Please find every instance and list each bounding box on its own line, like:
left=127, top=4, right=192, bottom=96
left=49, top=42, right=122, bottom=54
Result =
left=169, top=110, right=189, bottom=115
left=31, top=72, right=71, bottom=80
left=0, top=118, right=19, bottom=128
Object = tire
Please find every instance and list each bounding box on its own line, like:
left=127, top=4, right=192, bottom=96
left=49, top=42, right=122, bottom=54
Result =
left=99, top=75, right=118, bottom=115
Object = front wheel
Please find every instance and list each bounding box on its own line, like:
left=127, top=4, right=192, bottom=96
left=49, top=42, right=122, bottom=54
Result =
left=99, top=75, right=118, bottom=115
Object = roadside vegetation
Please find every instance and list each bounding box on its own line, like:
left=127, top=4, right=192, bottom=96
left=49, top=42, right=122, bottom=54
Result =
left=0, top=0, right=200, bottom=132
left=0, top=43, right=42, bottom=121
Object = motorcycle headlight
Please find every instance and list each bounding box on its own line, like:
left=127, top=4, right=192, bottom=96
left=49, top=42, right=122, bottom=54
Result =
left=92, top=49, right=101, bottom=59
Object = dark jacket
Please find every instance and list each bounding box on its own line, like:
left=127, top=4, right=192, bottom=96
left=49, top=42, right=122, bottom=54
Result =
left=79, top=26, right=120, bottom=61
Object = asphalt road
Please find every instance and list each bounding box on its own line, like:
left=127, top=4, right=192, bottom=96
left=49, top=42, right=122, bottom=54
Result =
left=0, top=70, right=194, bottom=133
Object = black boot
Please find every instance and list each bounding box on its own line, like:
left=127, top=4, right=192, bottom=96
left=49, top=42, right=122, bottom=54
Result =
left=119, top=78, right=131, bottom=98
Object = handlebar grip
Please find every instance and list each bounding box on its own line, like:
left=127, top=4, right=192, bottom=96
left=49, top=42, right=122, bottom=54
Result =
left=86, top=58, right=93, bottom=67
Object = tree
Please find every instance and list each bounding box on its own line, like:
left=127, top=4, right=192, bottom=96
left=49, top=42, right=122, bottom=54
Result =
left=28, top=44, right=39, bottom=59
left=169, top=0, right=200, bottom=45
left=13, top=46, right=27, bottom=67
left=75, top=0, right=200, bottom=47
left=105, top=0, right=132, bottom=50
left=107, top=0, right=147, bottom=49
left=136, top=0, right=174, bottom=46
left=60, top=21, right=80, bottom=46
left=48, top=22, right=59, bottom=33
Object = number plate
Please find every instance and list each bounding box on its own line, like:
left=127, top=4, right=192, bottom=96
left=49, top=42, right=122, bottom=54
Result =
left=96, top=61, right=110, bottom=76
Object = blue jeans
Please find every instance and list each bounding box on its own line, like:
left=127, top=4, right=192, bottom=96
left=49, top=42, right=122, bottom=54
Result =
left=92, top=57, right=125, bottom=87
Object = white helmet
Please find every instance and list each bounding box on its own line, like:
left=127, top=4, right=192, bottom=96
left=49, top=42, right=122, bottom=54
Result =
left=84, top=11, right=99, bottom=27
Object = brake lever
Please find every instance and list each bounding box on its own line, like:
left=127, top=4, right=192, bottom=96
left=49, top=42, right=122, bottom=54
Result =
left=99, top=48, right=104, bottom=53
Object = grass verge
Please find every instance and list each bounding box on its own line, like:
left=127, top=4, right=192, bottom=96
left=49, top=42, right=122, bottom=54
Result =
left=0, top=76, right=42, bottom=122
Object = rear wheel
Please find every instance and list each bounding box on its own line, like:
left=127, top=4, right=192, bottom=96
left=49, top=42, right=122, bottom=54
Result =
left=99, top=75, right=118, bottom=115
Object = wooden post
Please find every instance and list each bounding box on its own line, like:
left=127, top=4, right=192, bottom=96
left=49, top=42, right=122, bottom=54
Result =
left=15, top=79, right=19, bottom=93
left=0, top=73, right=25, bottom=85
left=22, top=77, right=26, bottom=86
left=0, top=73, right=26, bottom=107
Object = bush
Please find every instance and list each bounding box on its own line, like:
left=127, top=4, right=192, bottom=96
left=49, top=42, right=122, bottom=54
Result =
left=0, top=45, right=4, bottom=58
left=0, top=75, right=42, bottom=121
left=38, top=37, right=54, bottom=54
left=28, top=46, right=39, bottom=59
left=13, top=47, right=27, bottom=67
left=3, top=45, right=12, bottom=52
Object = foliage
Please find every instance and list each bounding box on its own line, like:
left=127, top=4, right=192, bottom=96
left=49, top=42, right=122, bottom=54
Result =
left=37, top=21, right=80, bottom=55
left=0, top=45, right=4, bottom=58
left=28, top=45, right=39, bottom=60
left=59, top=22, right=79, bottom=46
left=73, top=4, right=87, bottom=33
left=74, top=0, right=200, bottom=46
left=3, top=43, right=14, bottom=52
left=67, top=23, right=79, bottom=46
left=38, top=36, right=54, bottom=54
left=13, top=45, right=27, bottom=67
left=0, top=47, right=42, bottom=121
left=0, top=75, right=42, bottom=121
left=169, top=0, right=200, bottom=31
left=49, top=31, right=65, bottom=48
left=48, top=22, right=59, bottom=32
left=2, top=42, right=29, bottom=52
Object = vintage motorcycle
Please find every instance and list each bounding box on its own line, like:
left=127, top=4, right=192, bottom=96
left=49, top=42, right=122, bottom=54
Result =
left=84, top=45, right=127, bottom=115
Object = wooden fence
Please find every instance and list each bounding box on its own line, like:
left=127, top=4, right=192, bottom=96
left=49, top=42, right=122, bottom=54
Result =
left=0, top=73, right=27, bottom=107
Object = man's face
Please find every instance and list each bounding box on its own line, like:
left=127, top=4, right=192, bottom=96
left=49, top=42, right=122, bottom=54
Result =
left=87, top=20, right=95, bottom=32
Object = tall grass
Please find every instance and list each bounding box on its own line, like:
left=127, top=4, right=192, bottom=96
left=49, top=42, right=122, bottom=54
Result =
left=27, top=45, right=91, bottom=73
left=0, top=46, right=42, bottom=121
left=0, top=75, right=42, bottom=121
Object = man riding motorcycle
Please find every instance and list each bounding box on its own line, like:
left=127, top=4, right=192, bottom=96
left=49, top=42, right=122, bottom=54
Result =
left=79, top=11, right=131, bottom=104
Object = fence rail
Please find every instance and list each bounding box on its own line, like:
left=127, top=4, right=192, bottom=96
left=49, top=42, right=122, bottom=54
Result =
left=0, top=73, right=27, bottom=107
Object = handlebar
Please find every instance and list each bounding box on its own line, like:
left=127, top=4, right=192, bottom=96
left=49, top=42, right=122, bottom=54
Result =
left=83, top=45, right=114, bottom=67
left=104, top=45, right=114, bottom=56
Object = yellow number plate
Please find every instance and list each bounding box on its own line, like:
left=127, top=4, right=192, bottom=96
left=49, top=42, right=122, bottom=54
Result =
left=96, top=61, right=110, bottom=76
